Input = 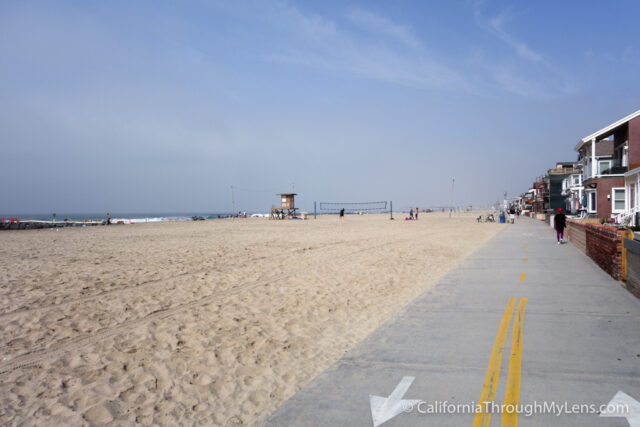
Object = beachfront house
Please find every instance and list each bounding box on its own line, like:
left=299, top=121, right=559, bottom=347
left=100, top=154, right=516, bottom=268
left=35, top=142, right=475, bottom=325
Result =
left=548, top=162, right=581, bottom=214
left=532, top=176, right=548, bottom=218
left=609, top=109, right=640, bottom=224
left=560, top=164, right=584, bottom=215
left=522, top=189, right=535, bottom=214
left=574, top=111, right=635, bottom=218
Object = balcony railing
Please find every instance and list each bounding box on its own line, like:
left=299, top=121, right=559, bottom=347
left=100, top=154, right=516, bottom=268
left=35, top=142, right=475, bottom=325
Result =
left=583, top=159, right=628, bottom=180
left=549, top=167, right=581, bottom=175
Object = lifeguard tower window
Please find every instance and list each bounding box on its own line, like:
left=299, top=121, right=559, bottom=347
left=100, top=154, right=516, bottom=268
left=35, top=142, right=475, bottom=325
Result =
left=280, top=194, right=295, bottom=209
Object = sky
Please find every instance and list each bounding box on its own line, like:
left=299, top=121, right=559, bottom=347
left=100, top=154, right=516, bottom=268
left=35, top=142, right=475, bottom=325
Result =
left=1, top=0, right=640, bottom=214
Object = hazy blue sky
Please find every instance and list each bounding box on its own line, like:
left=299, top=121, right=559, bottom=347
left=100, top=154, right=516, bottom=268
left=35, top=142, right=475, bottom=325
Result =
left=1, top=1, right=639, bottom=213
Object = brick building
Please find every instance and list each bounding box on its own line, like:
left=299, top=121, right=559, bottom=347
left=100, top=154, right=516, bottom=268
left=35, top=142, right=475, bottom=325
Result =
left=574, top=110, right=640, bottom=219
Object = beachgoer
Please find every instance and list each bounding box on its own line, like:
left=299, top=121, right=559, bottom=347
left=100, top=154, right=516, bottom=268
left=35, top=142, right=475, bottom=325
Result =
left=509, top=207, right=516, bottom=224
left=409, top=208, right=414, bottom=220
left=415, top=207, right=419, bottom=220
left=106, top=212, right=111, bottom=225
left=339, top=208, right=345, bottom=218
left=555, top=208, right=566, bottom=244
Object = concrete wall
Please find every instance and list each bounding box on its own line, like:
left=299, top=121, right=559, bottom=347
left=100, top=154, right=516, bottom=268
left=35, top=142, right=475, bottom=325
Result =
left=623, top=238, right=640, bottom=298
left=567, top=220, right=587, bottom=253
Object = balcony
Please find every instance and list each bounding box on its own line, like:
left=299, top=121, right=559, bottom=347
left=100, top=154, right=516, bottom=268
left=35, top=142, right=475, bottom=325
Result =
left=549, top=167, right=581, bottom=175
left=583, top=159, right=628, bottom=180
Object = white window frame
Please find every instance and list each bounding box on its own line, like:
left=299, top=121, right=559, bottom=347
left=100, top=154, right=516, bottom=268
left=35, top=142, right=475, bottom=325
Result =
left=585, top=161, right=592, bottom=179
left=612, top=187, right=626, bottom=213
left=598, top=160, right=612, bottom=174
left=572, top=174, right=581, bottom=186
left=587, top=191, right=597, bottom=213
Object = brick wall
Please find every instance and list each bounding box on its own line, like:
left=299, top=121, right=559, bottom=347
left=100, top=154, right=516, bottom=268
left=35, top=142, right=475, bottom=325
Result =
left=585, top=224, right=624, bottom=280
left=567, top=219, right=627, bottom=280
left=628, top=116, right=640, bottom=170
left=588, top=176, right=625, bottom=219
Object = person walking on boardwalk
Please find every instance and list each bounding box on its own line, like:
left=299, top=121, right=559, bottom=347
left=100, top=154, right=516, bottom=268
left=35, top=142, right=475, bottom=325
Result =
left=509, top=206, right=516, bottom=224
left=555, top=207, right=567, bottom=244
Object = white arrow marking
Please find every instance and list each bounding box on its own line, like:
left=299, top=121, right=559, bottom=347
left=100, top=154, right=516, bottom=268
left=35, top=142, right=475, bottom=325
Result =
left=369, top=376, right=421, bottom=427
left=600, top=391, right=640, bottom=427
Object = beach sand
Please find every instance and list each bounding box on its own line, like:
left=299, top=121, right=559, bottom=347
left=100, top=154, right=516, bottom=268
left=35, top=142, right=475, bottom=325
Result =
left=0, top=212, right=502, bottom=425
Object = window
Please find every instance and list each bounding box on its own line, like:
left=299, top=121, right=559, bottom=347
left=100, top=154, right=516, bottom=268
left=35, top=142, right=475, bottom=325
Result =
left=598, top=160, right=612, bottom=174
left=588, top=191, right=597, bottom=213
left=612, top=188, right=626, bottom=213
left=572, top=175, right=581, bottom=186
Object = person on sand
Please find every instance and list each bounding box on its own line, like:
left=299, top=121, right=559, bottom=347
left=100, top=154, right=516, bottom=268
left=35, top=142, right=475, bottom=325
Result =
left=106, top=212, right=111, bottom=225
left=555, top=207, right=566, bottom=244
left=339, top=208, right=345, bottom=219
left=409, top=208, right=414, bottom=220
left=415, top=207, right=419, bottom=220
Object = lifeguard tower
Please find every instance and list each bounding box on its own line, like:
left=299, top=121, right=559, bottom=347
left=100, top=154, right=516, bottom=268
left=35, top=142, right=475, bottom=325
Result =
left=270, top=193, right=298, bottom=219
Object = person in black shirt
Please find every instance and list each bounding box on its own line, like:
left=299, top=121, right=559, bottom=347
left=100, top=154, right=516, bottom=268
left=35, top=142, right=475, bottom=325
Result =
left=555, top=208, right=567, bottom=244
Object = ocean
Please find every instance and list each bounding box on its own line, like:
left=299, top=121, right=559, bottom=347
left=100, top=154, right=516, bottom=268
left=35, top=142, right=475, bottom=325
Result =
left=1, top=212, right=252, bottom=223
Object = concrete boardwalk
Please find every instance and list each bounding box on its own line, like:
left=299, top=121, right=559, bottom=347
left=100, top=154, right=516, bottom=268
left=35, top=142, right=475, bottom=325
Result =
left=265, top=217, right=640, bottom=426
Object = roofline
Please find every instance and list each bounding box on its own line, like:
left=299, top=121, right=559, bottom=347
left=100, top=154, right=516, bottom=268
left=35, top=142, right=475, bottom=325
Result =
left=625, top=166, right=640, bottom=177
left=575, top=109, right=640, bottom=151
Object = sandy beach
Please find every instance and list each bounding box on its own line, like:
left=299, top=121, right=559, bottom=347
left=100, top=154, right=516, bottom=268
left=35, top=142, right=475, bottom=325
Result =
left=0, top=212, right=502, bottom=425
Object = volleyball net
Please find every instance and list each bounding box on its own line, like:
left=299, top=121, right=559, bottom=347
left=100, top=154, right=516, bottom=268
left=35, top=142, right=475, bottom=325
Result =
left=317, top=201, right=388, bottom=213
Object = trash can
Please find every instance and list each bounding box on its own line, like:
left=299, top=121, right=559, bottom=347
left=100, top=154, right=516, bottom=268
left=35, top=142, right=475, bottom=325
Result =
left=499, top=212, right=506, bottom=223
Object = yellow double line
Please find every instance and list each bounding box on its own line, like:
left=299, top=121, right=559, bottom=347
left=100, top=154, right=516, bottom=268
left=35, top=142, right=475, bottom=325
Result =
left=473, top=297, right=528, bottom=427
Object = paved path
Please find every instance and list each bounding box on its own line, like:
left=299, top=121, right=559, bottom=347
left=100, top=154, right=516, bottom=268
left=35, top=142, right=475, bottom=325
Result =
left=264, top=217, right=640, bottom=426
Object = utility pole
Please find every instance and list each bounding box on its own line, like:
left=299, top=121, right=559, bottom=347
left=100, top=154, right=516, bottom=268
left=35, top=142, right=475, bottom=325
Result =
left=231, top=185, right=235, bottom=215
left=449, top=178, right=455, bottom=217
